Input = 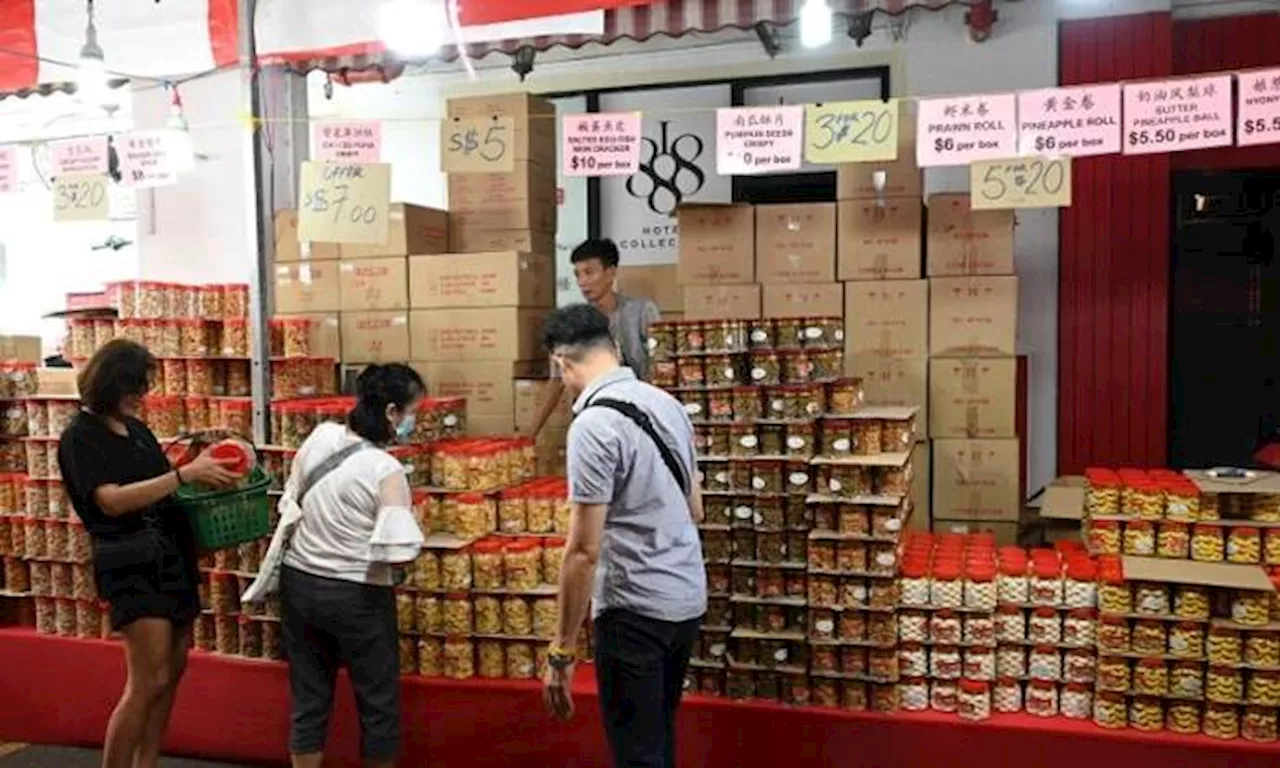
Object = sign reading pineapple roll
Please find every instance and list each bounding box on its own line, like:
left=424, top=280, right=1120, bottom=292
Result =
left=970, top=156, right=1072, bottom=210
left=441, top=116, right=515, bottom=174
left=52, top=172, right=109, bottom=222
left=297, top=161, right=390, bottom=244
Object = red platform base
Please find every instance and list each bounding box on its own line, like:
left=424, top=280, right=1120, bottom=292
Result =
left=0, top=628, right=1277, bottom=767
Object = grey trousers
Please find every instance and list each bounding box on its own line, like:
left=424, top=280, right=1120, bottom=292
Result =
left=280, top=566, right=401, bottom=760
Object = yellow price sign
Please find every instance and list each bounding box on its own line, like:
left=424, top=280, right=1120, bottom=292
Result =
left=970, top=156, right=1072, bottom=210
left=804, top=99, right=900, bottom=164
left=52, top=172, right=109, bottom=222
left=441, top=116, right=515, bottom=174
left=297, top=161, right=391, bottom=244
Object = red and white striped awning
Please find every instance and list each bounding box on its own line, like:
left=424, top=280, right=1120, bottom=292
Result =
left=0, top=0, right=953, bottom=96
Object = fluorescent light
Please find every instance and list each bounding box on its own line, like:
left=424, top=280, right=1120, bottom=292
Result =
left=380, top=0, right=447, bottom=58
left=800, top=0, right=832, bottom=49
left=77, top=1, right=115, bottom=108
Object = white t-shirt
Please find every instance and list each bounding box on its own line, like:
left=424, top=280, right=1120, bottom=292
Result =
left=282, top=423, right=410, bottom=587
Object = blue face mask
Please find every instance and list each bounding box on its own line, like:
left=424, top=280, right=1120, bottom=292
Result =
left=394, top=413, right=416, bottom=443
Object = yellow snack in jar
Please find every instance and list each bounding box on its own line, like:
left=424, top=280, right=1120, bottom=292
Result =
left=1245, top=632, right=1280, bottom=668
left=477, top=639, right=505, bottom=678
left=526, top=487, right=554, bottom=533
left=1169, top=661, right=1205, bottom=699
left=1132, top=658, right=1167, bottom=695
left=1208, top=627, right=1243, bottom=665
left=1098, top=572, right=1132, bottom=614
left=1265, top=530, right=1280, bottom=566
left=415, top=595, right=441, bottom=634
left=396, top=593, right=416, bottom=633
left=1246, top=669, right=1280, bottom=707
left=506, top=641, right=535, bottom=679
left=503, top=596, right=533, bottom=636
left=1191, top=524, right=1225, bottom=562
left=1227, top=526, right=1263, bottom=565
left=441, top=549, right=472, bottom=591
left=1165, top=700, right=1202, bottom=735
left=542, top=537, right=565, bottom=585
left=1203, top=702, right=1238, bottom=740
left=398, top=637, right=418, bottom=674
left=1174, top=584, right=1210, bottom=620
left=414, top=550, right=441, bottom=591
left=503, top=539, right=542, bottom=590
left=471, top=539, right=505, bottom=589
left=532, top=597, right=557, bottom=639
left=1243, top=706, right=1278, bottom=743
left=443, top=637, right=475, bottom=679
left=1231, top=590, right=1271, bottom=627
left=474, top=596, right=502, bottom=635
left=1128, top=695, right=1164, bottom=732
left=443, top=594, right=473, bottom=635
left=1131, top=620, right=1167, bottom=655
left=1169, top=622, right=1205, bottom=659
left=1206, top=665, right=1244, bottom=704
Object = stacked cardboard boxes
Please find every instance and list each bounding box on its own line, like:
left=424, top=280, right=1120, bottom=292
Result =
left=677, top=204, right=759, bottom=321
left=834, top=113, right=930, bottom=525
left=925, top=193, right=1021, bottom=537
left=273, top=203, right=450, bottom=366
left=410, top=93, right=558, bottom=442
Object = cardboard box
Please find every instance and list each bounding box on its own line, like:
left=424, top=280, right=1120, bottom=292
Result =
left=933, top=519, right=1020, bottom=546
left=616, top=265, right=683, bottom=314
left=1040, top=476, right=1085, bottom=521
left=337, top=204, right=449, bottom=260
left=446, top=93, right=556, bottom=163
left=274, top=210, right=340, bottom=262
left=36, top=368, right=78, bottom=397
left=929, top=357, right=1016, bottom=439
left=340, top=312, right=410, bottom=363
left=276, top=312, right=341, bottom=360
left=338, top=258, right=409, bottom=312
left=514, top=378, right=573, bottom=432
left=409, top=251, right=554, bottom=309
left=846, top=355, right=929, bottom=439
left=0, top=335, right=42, bottom=363
left=536, top=437, right=568, bottom=476
left=762, top=283, right=844, bottom=319
left=1184, top=469, right=1280, bottom=495
left=274, top=262, right=341, bottom=314
left=410, top=308, right=547, bottom=362
left=929, top=276, right=1018, bottom=357
left=837, top=199, right=922, bottom=281
left=676, top=205, right=755, bottom=285
left=926, top=193, right=1015, bottom=277
left=755, top=203, right=836, bottom=283
left=447, top=161, right=556, bottom=233
left=412, top=360, right=548, bottom=420
left=836, top=113, right=922, bottom=200
left=932, top=438, right=1021, bottom=522
left=1122, top=556, right=1276, bottom=592
left=682, top=284, right=761, bottom=321
left=447, top=227, right=554, bottom=255
left=844, top=279, right=928, bottom=358
left=467, top=415, right=518, bottom=437
left=909, top=444, right=931, bottom=531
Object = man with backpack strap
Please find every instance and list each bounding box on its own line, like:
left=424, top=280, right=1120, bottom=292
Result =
left=538, top=304, right=706, bottom=768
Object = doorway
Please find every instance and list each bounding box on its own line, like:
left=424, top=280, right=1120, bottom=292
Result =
left=1170, top=171, right=1280, bottom=468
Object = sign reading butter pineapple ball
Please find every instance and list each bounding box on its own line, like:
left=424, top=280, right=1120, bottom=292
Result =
left=297, top=161, right=390, bottom=244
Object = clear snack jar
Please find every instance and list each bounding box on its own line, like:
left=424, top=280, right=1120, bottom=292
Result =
left=1, top=401, right=27, bottom=438
left=931, top=645, right=962, bottom=680
left=1063, top=608, right=1097, bottom=647
left=996, top=646, right=1027, bottom=679
left=25, top=479, right=48, bottom=519
left=1132, top=620, right=1167, bottom=655
left=54, top=596, right=78, bottom=636
left=964, top=563, right=997, bottom=610
left=1133, top=582, right=1170, bottom=615
left=1170, top=660, right=1205, bottom=699
left=957, top=679, right=991, bottom=721
left=1096, top=655, right=1130, bottom=692
left=223, top=284, right=249, bottom=318
left=34, top=597, right=56, bottom=634
left=1191, top=524, right=1225, bottom=563
left=25, top=440, right=48, bottom=480
left=47, top=401, right=77, bottom=437
left=1166, top=700, right=1202, bottom=735
left=474, top=596, right=502, bottom=635
left=506, top=641, right=535, bottom=680
left=542, top=537, right=565, bottom=586
left=962, top=646, right=995, bottom=681
left=1207, top=665, right=1244, bottom=704
left=186, top=359, right=213, bottom=396
left=1232, top=590, right=1271, bottom=627
left=1060, top=682, right=1093, bottom=720
left=75, top=600, right=102, bottom=639
left=443, top=637, right=475, bottom=679
left=930, top=679, right=958, bottom=713
left=1062, top=559, right=1096, bottom=609
left=897, top=609, right=927, bottom=644
left=930, top=562, right=963, bottom=608
left=1169, top=621, right=1205, bottom=658
left=442, top=593, right=472, bottom=636
left=25, top=518, right=46, bottom=559
left=1204, top=702, right=1239, bottom=740
left=532, top=598, right=558, bottom=639
left=503, top=539, right=541, bottom=591
left=963, top=613, right=995, bottom=646
left=1028, top=607, right=1061, bottom=645
left=1086, top=519, right=1122, bottom=556
left=996, top=558, right=1029, bottom=604
left=1246, top=669, right=1280, bottom=706
left=994, top=604, right=1026, bottom=643
left=470, top=539, right=504, bottom=590
left=1245, top=631, right=1280, bottom=667
left=25, top=400, right=48, bottom=437
left=1208, top=626, right=1243, bottom=665
left=1123, top=520, right=1156, bottom=556
left=1157, top=521, right=1191, bottom=559
left=1098, top=568, right=1131, bottom=614
left=1025, top=679, right=1058, bottom=717
left=1228, top=526, right=1263, bottom=565
left=1243, top=706, right=1278, bottom=743
left=1133, top=658, right=1168, bottom=695
left=1028, top=560, right=1063, bottom=607
left=898, top=641, right=927, bottom=677
left=1028, top=645, right=1061, bottom=681
left=1129, top=695, right=1165, bottom=732
left=440, top=548, right=472, bottom=591
left=993, top=677, right=1023, bottom=714
left=502, top=596, right=533, bottom=637
left=1174, top=584, right=1211, bottom=620
left=899, top=677, right=929, bottom=712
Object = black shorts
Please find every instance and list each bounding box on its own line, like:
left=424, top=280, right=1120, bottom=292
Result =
left=93, top=529, right=200, bottom=632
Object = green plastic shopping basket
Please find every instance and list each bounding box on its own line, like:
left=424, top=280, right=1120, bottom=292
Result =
left=175, top=464, right=273, bottom=551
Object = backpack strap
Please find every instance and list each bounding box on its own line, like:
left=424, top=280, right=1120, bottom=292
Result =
left=585, top=397, right=690, bottom=497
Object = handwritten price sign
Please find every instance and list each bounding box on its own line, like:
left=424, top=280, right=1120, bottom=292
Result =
left=52, top=172, right=109, bottom=221
left=442, top=116, right=515, bottom=174
left=970, top=156, right=1072, bottom=210
left=804, top=99, right=900, bottom=164
left=297, top=161, right=391, bottom=244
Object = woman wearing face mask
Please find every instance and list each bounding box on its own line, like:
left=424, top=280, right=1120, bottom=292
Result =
left=270, top=363, right=426, bottom=768
left=57, top=339, right=240, bottom=768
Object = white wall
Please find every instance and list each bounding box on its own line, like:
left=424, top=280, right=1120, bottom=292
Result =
left=131, top=70, right=256, bottom=284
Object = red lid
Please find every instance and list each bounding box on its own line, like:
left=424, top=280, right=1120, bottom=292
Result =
left=1137, top=657, right=1165, bottom=668
left=1127, top=519, right=1153, bottom=531
left=934, top=561, right=962, bottom=581
left=1030, top=679, right=1055, bottom=690
left=1193, top=524, right=1222, bottom=535
left=544, top=537, right=567, bottom=548
left=1065, top=682, right=1090, bottom=694
left=996, top=604, right=1020, bottom=616
left=1100, top=614, right=1127, bottom=625
left=411, top=488, right=430, bottom=503
left=471, top=538, right=506, bottom=554
left=1067, top=608, right=1097, bottom=620
left=899, top=560, right=927, bottom=579
left=1065, top=559, right=1097, bottom=582
left=1234, top=526, right=1261, bottom=536
left=1033, top=644, right=1056, bottom=654
left=1032, top=560, right=1061, bottom=579
left=958, top=679, right=989, bottom=695
left=998, top=559, right=1026, bottom=577
left=454, top=492, right=486, bottom=504
left=996, top=676, right=1019, bottom=686
left=504, top=538, right=540, bottom=553
left=1033, top=606, right=1056, bottom=618
left=965, top=563, right=996, bottom=582
left=444, top=592, right=468, bottom=599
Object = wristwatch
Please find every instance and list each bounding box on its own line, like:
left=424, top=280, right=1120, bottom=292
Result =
left=547, top=645, right=576, bottom=670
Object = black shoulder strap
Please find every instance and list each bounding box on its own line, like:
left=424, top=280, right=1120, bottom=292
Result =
left=585, top=397, right=690, bottom=496
left=297, top=440, right=370, bottom=505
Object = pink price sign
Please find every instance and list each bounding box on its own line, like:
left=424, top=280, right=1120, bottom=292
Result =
left=716, top=105, right=804, bottom=175
left=1123, top=75, right=1232, bottom=155
left=915, top=93, right=1016, bottom=167
left=0, top=147, right=14, bottom=194
left=562, top=112, right=642, bottom=177
left=51, top=136, right=108, bottom=175
left=1236, top=68, right=1280, bottom=147
left=313, top=121, right=381, bottom=163
left=1017, top=84, right=1121, bottom=157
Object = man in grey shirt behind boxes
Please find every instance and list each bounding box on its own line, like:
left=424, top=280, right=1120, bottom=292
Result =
left=539, top=304, right=706, bottom=768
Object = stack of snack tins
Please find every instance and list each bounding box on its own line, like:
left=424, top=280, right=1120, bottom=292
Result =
left=924, top=191, right=1021, bottom=541
left=0, top=363, right=102, bottom=637
left=896, top=533, right=1099, bottom=721
left=834, top=106, right=930, bottom=530
left=1084, top=465, right=1280, bottom=742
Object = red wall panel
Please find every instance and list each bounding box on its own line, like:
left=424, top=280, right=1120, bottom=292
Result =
left=1058, top=13, right=1173, bottom=474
